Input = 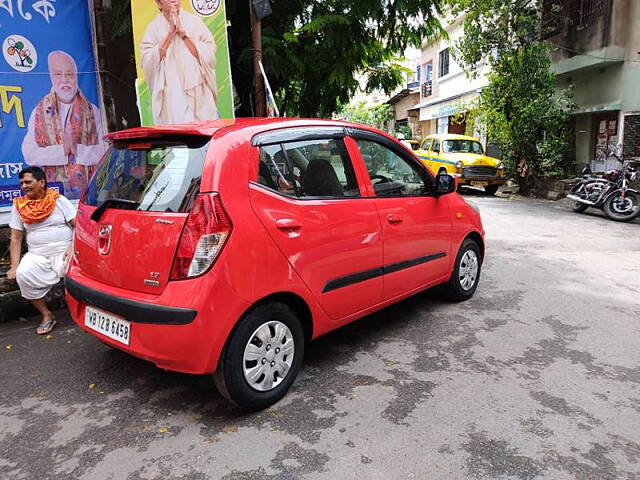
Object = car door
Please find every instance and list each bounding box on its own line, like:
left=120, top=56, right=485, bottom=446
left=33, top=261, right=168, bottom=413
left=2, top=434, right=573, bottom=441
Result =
left=416, top=138, right=434, bottom=173
left=349, top=129, right=453, bottom=301
left=249, top=128, right=383, bottom=320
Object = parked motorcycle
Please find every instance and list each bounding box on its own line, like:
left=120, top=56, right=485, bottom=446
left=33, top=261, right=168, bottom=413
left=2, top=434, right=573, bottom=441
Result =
left=567, top=156, right=640, bottom=222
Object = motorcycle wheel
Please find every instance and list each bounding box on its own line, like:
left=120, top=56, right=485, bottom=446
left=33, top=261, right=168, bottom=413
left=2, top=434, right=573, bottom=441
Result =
left=571, top=201, right=588, bottom=213
left=569, top=185, right=589, bottom=213
left=603, top=191, right=640, bottom=222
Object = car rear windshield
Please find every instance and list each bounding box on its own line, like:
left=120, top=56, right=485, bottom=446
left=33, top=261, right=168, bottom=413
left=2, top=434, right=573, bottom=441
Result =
left=84, top=136, right=210, bottom=213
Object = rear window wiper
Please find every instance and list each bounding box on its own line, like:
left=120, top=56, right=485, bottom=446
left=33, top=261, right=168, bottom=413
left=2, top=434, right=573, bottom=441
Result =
left=91, top=198, right=140, bottom=222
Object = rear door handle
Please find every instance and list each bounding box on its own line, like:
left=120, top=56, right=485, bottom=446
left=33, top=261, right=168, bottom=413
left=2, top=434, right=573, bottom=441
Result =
left=387, top=214, right=403, bottom=224
left=275, top=218, right=302, bottom=230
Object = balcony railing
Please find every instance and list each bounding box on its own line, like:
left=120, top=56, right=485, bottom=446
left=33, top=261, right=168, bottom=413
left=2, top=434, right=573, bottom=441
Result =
left=543, top=0, right=610, bottom=35
left=421, top=80, right=432, bottom=99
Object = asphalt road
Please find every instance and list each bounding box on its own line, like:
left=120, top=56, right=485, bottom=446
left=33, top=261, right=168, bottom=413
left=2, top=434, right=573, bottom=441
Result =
left=1, top=194, right=639, bottom=480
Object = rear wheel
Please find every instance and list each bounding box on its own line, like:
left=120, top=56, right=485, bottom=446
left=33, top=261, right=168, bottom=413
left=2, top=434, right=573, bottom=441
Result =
left=214, top=302, right=304, bottom=410
left=441, top=238, right=482, bottom=302
left=603, top=191, right=640, bottom=222
left=484, top=185, right=499, bottom=196
left=570, top=184, right=589, bottom=212
left=571, top=201, right=589, bottom=213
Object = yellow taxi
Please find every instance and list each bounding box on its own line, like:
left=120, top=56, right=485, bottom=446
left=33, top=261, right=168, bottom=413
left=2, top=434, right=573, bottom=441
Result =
left=416, top=134, right=505, bottom=195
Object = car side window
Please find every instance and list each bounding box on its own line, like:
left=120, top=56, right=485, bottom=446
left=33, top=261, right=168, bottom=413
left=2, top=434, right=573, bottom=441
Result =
left=422, top=139, right=432, bottom=151
left=431, top=140, right=440, bottom=153
left=257, top=138, right=360, bottom=198
left=356, top=139, right=432, bottom=197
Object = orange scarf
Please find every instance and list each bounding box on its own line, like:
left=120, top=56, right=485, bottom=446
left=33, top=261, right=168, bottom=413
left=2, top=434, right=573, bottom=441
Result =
left=14, top=188, right=60, bottom=224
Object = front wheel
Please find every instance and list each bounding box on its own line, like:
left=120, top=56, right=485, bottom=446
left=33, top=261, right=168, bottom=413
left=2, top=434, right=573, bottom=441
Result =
left=441, top=238, right=482, bottom=302
left=603, top=191, right=640, bottom=222
left=214, top=302, right=305, bottom=410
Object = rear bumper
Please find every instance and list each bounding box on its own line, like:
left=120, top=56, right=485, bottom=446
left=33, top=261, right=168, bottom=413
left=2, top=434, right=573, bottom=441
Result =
left=65, top=277, right=197, bottom=325
left=65, top=264, right=250, bottom=375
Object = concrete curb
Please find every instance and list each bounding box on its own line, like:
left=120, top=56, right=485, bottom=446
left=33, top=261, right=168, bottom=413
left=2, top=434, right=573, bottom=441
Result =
left=0, top=277, right=66, bottom=323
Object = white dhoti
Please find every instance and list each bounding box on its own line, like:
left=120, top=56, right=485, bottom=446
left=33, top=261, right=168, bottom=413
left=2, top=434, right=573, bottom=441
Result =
left=16, top=251, right=68, bottom=300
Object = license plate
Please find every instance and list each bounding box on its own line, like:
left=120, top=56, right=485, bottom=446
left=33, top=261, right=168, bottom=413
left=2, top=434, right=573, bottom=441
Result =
left=470, top=181, right=488, bottom=186
left=85, top=306, right=131, bottom=346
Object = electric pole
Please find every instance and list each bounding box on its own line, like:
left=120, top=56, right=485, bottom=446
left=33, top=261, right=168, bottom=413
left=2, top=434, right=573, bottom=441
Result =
left=250, top=0, right=266, bottom=117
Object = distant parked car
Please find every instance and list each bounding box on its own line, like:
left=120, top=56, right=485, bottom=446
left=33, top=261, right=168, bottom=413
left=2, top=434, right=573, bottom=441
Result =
left=66, top=118, right=485, bottom=410
left=416, top=134, right=505, bottom=195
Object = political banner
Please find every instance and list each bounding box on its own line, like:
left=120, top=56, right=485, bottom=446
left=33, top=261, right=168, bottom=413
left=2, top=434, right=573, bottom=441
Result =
left=131, top=0, right=234, bottom=125
left=0, top=0, right=107, bottom=213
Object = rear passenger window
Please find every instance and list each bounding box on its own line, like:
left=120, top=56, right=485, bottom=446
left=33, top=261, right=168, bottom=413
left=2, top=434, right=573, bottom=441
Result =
left=431, top=140, right=440, bottom=153
left=257, top=139, right=360, bottom=198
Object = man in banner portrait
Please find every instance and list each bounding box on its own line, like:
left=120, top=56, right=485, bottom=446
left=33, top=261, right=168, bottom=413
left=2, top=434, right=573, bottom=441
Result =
left=21, top=50, right=107, bottom=198
left=141, top=0, right=219, bottom=124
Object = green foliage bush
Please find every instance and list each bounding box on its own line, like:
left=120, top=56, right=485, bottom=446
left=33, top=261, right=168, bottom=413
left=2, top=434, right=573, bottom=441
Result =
left=453, top=0, right=575, bottom=192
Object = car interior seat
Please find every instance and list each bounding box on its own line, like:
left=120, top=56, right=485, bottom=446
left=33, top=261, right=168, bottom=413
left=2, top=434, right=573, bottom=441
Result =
left=302, top=157, right=344, bottom=197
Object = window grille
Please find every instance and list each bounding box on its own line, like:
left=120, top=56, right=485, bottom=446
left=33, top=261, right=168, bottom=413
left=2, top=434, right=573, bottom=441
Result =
left=438, top=49, right=449, bottom=77
left=543, top=0, right=609, bottom=34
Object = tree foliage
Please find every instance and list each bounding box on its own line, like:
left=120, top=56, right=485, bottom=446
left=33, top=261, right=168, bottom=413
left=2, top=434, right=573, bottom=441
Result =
left=339, top=101, right=394, bottom=131
left=452, top=0, right=574, bottom=191
left=258, top=1, right=445, bottom=118
left=105, top=1, right=444, bottom=119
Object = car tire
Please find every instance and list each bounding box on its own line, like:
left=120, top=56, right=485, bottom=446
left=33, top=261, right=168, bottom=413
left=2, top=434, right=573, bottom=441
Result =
left=441, top=238, right=482, bottom=302
left=484, top=185, right=499, bottom=196
left=213, top=302, right=305, bottom=410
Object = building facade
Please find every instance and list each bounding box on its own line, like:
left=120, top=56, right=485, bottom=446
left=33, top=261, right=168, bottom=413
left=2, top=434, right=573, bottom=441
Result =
left=386, top=48, right=421, bottom=138
left=548, top=0, right=640, bottom=170
left=411, top=15, right=490, bottom=141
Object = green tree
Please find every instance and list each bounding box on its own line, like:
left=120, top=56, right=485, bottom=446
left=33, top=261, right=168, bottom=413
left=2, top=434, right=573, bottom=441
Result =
left=247, top=1, right=444, bottom=117
left=339, top=101, right=394, bottom=130
left=105, top=0, right=444, bottom=118
left=452, top=0, right=573, bottom=193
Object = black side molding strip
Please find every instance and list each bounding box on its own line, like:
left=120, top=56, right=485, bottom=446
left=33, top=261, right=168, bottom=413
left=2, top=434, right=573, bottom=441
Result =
left=384, top=252, right=447, bottom=275
left=322, top=252, right=447, bottom=293
left=322, top=267, right=383, bottom=293
left=65, top=277, right=197, bottom=325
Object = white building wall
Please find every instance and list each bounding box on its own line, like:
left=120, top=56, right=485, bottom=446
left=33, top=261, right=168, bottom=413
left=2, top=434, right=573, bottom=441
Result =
left=417, top=14, right=491, bottom=136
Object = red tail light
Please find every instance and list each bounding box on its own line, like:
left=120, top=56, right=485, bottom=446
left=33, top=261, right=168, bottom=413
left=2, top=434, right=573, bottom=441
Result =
left=170, top=192, right=232, bottom=280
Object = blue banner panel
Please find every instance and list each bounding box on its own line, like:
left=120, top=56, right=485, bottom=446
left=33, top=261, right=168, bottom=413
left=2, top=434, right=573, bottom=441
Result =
left=0, top=0, right=106, bottom=209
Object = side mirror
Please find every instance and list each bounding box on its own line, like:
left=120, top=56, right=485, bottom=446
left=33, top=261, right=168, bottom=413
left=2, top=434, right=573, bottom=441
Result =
left=435, top=173, right=456, bottom=195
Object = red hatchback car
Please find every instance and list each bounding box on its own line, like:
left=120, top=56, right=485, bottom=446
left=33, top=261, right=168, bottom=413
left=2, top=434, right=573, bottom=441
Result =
left=66, top=118, right=485, bottom=409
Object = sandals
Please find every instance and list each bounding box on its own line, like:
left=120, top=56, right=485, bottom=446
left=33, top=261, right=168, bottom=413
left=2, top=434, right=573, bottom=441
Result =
left=37, top=317, right=56, bottom=335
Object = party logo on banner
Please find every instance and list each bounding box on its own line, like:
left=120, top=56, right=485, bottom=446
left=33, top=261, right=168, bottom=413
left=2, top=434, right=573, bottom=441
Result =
left=3, top=35, right=38, bottom=72
left=0, top=1, right=107, bottom=211
left=131, top=0, right=234, bottom=126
